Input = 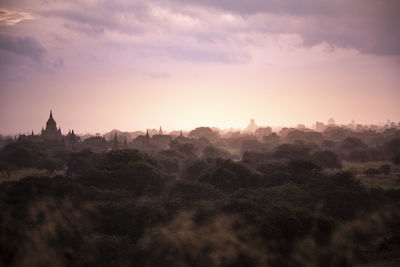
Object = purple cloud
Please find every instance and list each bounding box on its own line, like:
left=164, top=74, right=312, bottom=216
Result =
left=0, top=34, right=46, bottom=61
left=168, top=0, right=400, bottom=56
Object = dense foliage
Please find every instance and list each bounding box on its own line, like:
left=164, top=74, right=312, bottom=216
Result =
left=1, top=127, right=400, bottom=266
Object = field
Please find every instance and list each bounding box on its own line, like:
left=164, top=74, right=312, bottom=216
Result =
left=342, top=161, right=400, bottom=190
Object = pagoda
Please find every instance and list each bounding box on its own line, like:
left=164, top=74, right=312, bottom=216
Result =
left=41, top=110, right=62, bottom=139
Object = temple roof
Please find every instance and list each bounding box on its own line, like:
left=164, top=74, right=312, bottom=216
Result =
left=46, top=110, right=57, bottom=127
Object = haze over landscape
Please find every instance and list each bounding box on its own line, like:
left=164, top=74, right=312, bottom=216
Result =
left=2, top=1, right=400, bottom=267
left=1, top=0, right=399, bottom=135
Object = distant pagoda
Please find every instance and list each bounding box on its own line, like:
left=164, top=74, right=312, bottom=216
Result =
left=143, top=129, right=151, bottom=145
left=244, top=119, right=258, bottom=133
left=41, top=110, right=62, bottom=139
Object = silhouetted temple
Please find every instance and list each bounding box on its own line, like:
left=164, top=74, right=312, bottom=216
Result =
left=112, top=133, right=119, bottom=150
left=244, top=119, right=258, bottom=133
left=143, top=129, right=150, bottom=145
left=41, top=110, right=62, bottom=139
left=66, top=129, right=80, bottom=143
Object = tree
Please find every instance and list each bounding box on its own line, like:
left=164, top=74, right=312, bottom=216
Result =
left=184, top=159, right=258, bottom=192
left=241, top=139, right=264, bottom=153
left=6, top=146, right=36, bottom=169
left=311, top=150, right=342, bottom=169
left=286, top=130, right=322, bottom=143
left=37, top=158, right=65, bottom=173
left=188, top=127, right=220, bottom=141
left=341, top=137, right=367, bottom=150
left=379, top=164, right=391, bottom=176
left=255, top=127, right=272, bottom=137
left=288, top=160, right=321, bottom=174
left=169, top=140, right=197, bottom=157
left=263, top=132, right=281, bottom=144
left=386, top=139, right=400, bottom=160
left=273, top=143, right=312, bottom=161
left=67, top=149, right=98, bottom=175
left=322, top=140, right=336, bottom=149
left=202, top=145, right=231, bottom=159
left=349, top=150, right=370, bottom=162
left=393, top=153, right=400, bottom=166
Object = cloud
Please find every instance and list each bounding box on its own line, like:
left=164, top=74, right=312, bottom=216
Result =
left=168, top=0, right=400, bottom=56
left=52, top=57, right=64, bottom=69
left=2, top=0, right=398, bottom=73
left=144, top=72, right=171, bottom=79
left=39, top=1, right=251, bottom=64
left=164, top=46, right=251, bottom=64
left=168, top=0, right=337, bottom=16
left=40, top=2, right=149, bottom=36
left=0, top=8, right=33, bottom=25
left=0, top=34, right=46, bottom=61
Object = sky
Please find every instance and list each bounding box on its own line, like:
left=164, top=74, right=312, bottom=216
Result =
left=0, top=0, right=399, bottom=135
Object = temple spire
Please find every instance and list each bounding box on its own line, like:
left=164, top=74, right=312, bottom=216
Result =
left=143, top=129, right=150, bottom=145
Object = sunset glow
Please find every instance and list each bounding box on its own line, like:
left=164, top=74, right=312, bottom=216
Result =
left=1, top=0, right=399, bottom=134
left=2, top=2, right=400, bottom=265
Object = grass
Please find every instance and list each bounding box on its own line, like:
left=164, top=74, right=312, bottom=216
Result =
left=357, top=175, right=400, bottom=190
left=341, top=161, right=400, bottom=190
left=342, top=161, right=398, bottom=175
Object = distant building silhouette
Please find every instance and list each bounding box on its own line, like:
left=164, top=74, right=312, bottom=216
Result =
left=255, top=127, right=272, bottom=139
left=112, top=133, right=119, bottom=150
left=175, top=130, right=189, bottom=142
left=66, top=129, right=80, bottom=144
left=245, top=119, right=258, bottom=133
left=152, top=129, right=172, bottom=149
left=143, top=129, right=150, bottom=145
left=327, top=118, right=336, bottom=126
left=315, top=121, right=326, bottom=132
left=82, top=136, right=107, bottom=152
left=41, top=110, right=62, bottom=139
left=123, top=136, right=128, bottom=148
